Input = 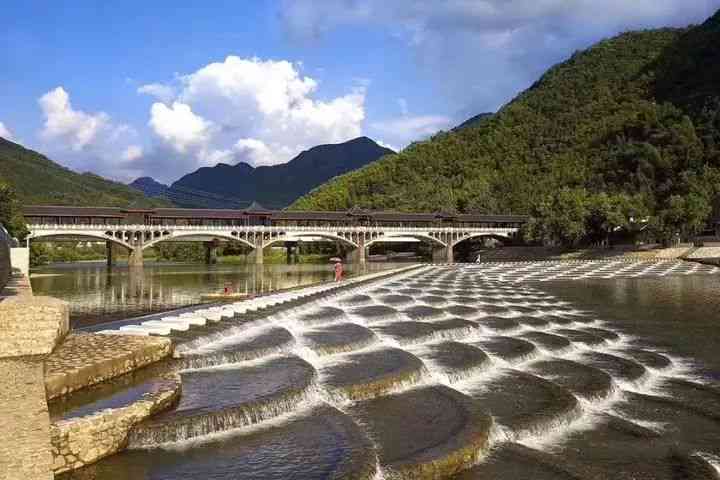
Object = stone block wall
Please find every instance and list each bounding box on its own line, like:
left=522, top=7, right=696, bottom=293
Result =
left=0, top=358, right=54, bottom=480
left=50, top=374, right=181, bottom=474
left=0, top=269, right=69, bottom=480
left=45, top=333, right=173, bottom=399
left=0, top=296, right=69, bottom=358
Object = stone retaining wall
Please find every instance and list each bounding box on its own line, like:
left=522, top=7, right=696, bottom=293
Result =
left=50, top=374, right=181, bottom=474
left=45, top=333, right=173, bottom=399
left=0, top=270, right=69, bottom=480
left=0, top=295, right=69, bottom=357
left=0, top=358, right=54, bottom=480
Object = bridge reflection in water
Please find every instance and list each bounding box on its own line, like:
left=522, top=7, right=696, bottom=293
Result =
left=31, top=262, right=404, bottom=329
left=22, top=206, right=526, bottom=267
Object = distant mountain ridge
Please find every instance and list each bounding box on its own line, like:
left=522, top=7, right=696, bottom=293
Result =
left=129, top=178, right=253, bottom=209
left=129, top=177, right=169, bottom=198
left=132, top=136, right=394, bottom=209
left=0, top=137, right=168, bottom=207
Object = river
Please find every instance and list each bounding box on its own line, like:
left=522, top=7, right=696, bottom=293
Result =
left=30, top=261, right=407, bottom=329
left=51, top=261, right=720, bottom=479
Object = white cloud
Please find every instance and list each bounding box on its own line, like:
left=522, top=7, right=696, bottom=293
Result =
left=122, top=145, right=143, bottom=162
left=375, top=139, right=400, bottom=152
left=0, top=122, right=14, bottom=141
left=234, top=138, right=275, bottom=166
left=149, top=102, right=213, bottom=153
left=36, top=87, right=143, bottom=182
left=141, top=55, right=366, bottom=175
left=39, top=87, right=110, bottom=151
left=197, top=148, right=235, bottom=167
left=281, top=0, right=719, bottom=112
left=371, top=114, right=453, bottom=147
left=137, top=83, right=177, bottom=103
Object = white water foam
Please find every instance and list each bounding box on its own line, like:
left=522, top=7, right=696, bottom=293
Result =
left=693, top=452, right=720, bottom=476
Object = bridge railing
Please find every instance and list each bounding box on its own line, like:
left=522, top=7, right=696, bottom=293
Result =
left=27, top=224, right=519, bottom=234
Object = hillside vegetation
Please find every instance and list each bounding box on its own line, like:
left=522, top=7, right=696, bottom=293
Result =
left=292, top=10, right=720, bottom=246
left=0, top=137, right=168, bottom=208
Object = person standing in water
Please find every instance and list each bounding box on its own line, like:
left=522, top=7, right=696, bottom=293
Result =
left=334, top=260, right=344, bottom=282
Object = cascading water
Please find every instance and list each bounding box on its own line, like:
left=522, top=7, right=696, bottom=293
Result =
left=56, top=262, right=720, bottom=480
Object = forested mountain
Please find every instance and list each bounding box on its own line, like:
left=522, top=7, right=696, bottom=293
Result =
left=452, top=113, right=494, bottom=131
left=169, top=137, right=394, bottom=209
left=0, top=137, right=168, bottom=208
left=292, top=10, right=720, bottom=246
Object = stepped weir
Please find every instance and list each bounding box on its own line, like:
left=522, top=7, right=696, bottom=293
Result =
left=48, top=262, right=720, bottom=480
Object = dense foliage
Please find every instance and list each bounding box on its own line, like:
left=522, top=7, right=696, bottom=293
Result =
left=0, top=137, right=169, bottom=208
left=292, top=11, right=720, bottom=246
left=0, top=180, right=28, bottom=240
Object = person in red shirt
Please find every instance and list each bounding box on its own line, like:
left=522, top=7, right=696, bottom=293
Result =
left=334, top=260, right=344, bottom=282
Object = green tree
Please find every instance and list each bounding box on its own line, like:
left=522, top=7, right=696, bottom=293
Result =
left=0, top=179, right=28, bottom=240
left=525, top=188, right=589, bottom=247
left=585, top=193, right=632, bottom=245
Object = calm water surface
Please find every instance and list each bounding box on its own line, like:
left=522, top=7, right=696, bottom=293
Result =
left=543, top=275, right=720, bottom=374
left=30, top=261, right=406, bottom=328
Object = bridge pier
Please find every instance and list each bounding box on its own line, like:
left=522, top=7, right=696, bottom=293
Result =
left=432, top=246, right=454, bottom=264
left=285, top=243, right=299, bottom=264
left=248, top=236, right=264, bottom=265
left=204, top=242, right=218, bottom=265
left=128, top=247, right=144, bottom=268
left=345, top=237, right=366, bottom=265
left=106, top=241, right=113, bottom=267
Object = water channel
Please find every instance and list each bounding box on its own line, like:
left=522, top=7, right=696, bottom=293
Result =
left=49, top=261, right=720, bottom=479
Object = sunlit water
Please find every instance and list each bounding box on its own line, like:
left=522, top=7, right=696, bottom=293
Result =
left=53, top=262, right=720, bottom=480
left=30, top=262, right=405, bottom=328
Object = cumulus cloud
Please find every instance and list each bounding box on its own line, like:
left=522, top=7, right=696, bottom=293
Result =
left=139, top=55, right=366, bottom=178
left=281, top=0, right=720, bottom=112
left=0, top=122, right=14, bottom=141
left=234, top=138, right=275, bottom=166
left=149, top=102, right=213, bottom=153
left=137, top=83, right=177, bottom=103
left=370, top=114, right=453, bottom=147
left=36, top=87, right=142, bottom=181
left=39, top=87, right=110, bottom=151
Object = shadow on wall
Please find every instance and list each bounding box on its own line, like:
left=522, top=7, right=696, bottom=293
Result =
left=0, top=224, right=12, bottom=291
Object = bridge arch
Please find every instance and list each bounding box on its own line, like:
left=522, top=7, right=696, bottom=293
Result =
left=365, top=233, right=447, bottom=248
left=28, top=232, right=134, bottom=251
left=451, top=231, right=512, bottom=248
left=262, top=232, right=358, bottom=249
left=141, top=232, right=256, bottom=251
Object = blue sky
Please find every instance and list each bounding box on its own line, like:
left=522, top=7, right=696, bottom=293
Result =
left=1, top=0, right=719, bottom=183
